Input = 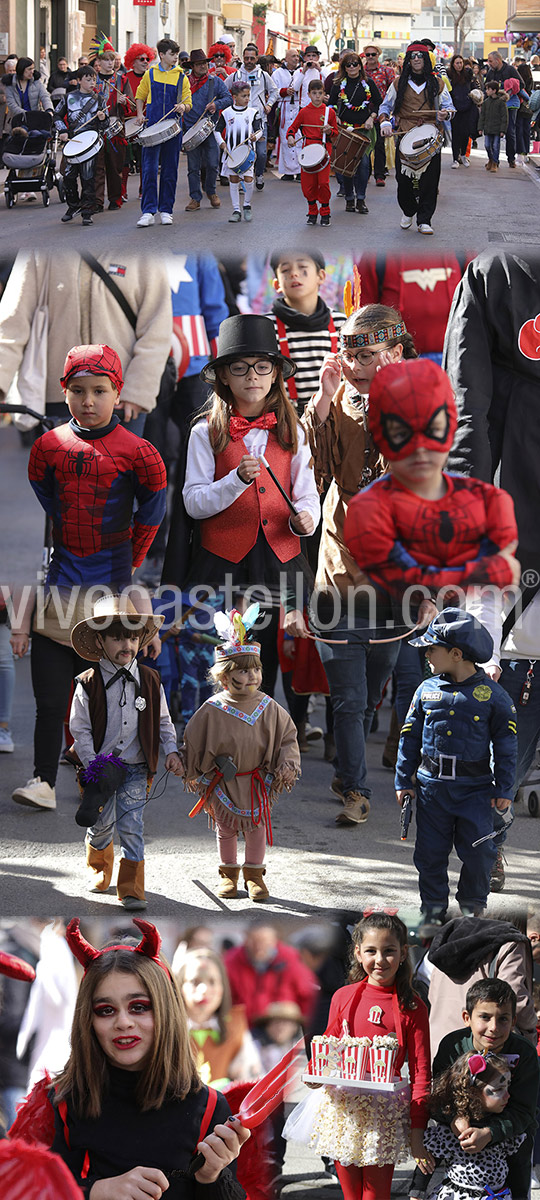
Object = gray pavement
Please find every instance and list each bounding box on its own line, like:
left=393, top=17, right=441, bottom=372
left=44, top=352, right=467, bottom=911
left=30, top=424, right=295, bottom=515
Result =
left=1, top=144, right=540, bottom=255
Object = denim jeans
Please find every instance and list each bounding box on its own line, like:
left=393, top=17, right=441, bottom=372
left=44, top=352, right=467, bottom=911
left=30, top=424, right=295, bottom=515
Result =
left=255, top=128, right=268, bottom=180
left=506, top=107, right=517, bottom=162
left=484, top=133, right=501, bottom=165
left=87, top=762, right=148, bottom=861
left=187, top=134, right=220, bottom=201
left=343, top=152, right=370, bottom=201
left=492, top=658, right=539, bottom=847
left=394, top=640, right=424, bottom=725
left=314, top=615, right=401, bottom=796
left=0, top=622, right=15, bottom=724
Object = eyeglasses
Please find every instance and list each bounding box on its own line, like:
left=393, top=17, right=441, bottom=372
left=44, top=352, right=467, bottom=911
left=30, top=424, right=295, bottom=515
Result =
left=341, top=348, right=387, bottom=366
left=227, top=359, right=274, bottom=376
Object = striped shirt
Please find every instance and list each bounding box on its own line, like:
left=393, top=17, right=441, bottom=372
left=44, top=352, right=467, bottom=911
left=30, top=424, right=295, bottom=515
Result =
left=266, top=309, right=347, bottom=414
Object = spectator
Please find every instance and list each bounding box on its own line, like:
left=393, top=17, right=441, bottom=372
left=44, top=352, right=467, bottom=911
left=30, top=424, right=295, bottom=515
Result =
left=47, top=57, right=70, bottom=93
left=224, top=924, right=318, bottom=1026
left=485, top=51, right=521, bottom=165
left=3, top=57, right=53, bottom=120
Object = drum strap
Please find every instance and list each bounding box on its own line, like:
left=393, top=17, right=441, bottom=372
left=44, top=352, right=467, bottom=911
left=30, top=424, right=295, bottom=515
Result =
left=275, top=315, right=338, bottom=405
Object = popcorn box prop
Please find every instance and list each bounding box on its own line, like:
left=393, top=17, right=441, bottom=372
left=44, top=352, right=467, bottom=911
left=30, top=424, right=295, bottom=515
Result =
left=369, top=1039, right=398, bottom=1084
left=341, top=1041, right=371, bottom=1082
left=310, top=1036, right=342, bottom=1078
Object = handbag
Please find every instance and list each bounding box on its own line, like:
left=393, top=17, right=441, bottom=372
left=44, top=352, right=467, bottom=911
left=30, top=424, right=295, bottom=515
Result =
left=7, top=262, right=49, bottom=430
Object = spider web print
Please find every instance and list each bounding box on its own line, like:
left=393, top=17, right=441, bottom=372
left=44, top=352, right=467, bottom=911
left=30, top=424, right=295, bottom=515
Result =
left=61, top=345, right=124, bottom=394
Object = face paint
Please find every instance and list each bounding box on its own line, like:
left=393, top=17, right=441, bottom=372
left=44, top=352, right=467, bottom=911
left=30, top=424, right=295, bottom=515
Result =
left=367, top=359, right=457, bottom=461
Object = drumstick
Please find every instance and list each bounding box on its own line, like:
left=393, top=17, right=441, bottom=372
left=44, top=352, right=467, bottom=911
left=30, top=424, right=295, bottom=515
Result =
left=259, top=455, right=299, bottom=516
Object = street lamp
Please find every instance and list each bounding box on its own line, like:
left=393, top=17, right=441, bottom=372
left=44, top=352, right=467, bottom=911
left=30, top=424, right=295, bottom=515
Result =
left=160, top=1, right=169, bottom=24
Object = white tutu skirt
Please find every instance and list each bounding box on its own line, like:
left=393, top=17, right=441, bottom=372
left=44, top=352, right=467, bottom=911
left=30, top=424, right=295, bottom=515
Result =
left=284, top=1083, right=412, bottom=1168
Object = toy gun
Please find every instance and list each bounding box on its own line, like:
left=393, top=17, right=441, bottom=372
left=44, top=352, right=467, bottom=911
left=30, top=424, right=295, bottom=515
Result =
left=400, top=792, right=414, bottom=841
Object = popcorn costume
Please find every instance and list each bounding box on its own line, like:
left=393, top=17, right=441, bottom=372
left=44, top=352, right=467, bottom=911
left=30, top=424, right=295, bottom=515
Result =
left=286, top=979, right=430, bottom=1171
left=423, top=1122, right=525, bottom=1199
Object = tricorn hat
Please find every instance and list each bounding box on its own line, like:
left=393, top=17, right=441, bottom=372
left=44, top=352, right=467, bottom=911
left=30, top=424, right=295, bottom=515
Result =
left=70, top=596, right=164, bottom=662
left=201, top=315, right=296, bottom=384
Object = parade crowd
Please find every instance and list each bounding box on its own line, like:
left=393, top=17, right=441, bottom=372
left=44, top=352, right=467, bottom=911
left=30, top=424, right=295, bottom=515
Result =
left=1, top=36, right=539, bottom=231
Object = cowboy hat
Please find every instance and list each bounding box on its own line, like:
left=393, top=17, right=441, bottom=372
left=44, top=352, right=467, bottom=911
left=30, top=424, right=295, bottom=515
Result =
left=70, top=596, right=164, bottom=662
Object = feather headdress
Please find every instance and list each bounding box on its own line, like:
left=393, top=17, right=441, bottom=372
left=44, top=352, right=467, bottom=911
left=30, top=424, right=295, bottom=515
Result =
left=213, top=604, right=261, bottom=662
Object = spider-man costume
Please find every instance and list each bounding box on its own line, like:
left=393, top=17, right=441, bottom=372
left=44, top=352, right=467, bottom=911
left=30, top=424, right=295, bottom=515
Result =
left=28, top=417, right=167, bottom=588
left=344, top=359, right=518, bottom=599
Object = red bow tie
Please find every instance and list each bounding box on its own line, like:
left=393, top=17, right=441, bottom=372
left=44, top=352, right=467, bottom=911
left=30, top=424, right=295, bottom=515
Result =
left=229, top=411, right=278, bottom=442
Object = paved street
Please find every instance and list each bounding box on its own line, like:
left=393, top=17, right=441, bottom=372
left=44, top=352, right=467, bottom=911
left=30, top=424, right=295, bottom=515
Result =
left=1, top=418, right=539, bottom=920
left=1, top=143, right=540, bottom=255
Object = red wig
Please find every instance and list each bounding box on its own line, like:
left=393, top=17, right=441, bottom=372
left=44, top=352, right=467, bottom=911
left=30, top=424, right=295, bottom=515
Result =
left=124, top=43, right=155, bottom=71
left=208, top=42, right=233, bottom=64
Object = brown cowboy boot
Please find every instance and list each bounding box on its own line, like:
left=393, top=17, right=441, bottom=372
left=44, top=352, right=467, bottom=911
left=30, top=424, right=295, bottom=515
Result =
left=86, top=840, right=114, bottom=892
left=117, top=857, right=147, bottom=910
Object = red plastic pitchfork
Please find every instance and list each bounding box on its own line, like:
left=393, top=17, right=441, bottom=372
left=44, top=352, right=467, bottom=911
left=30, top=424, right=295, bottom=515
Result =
left=188, top=1036, right=306, bottom=1175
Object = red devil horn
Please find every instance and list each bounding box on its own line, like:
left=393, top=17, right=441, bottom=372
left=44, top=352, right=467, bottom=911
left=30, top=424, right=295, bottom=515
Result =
left=132, top=919, right=162, bottom=961
left=65, top=918, right=100, bottom=968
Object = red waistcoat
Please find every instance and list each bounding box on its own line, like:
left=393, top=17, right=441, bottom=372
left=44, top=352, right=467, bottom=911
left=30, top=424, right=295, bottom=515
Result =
left=201, top=431, right=301, bottom=564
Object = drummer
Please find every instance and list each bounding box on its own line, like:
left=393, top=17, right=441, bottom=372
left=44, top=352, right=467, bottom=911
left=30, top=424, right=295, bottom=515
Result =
left=134, top=36, right=192, bottom=227
left=54, top=65, right=109, bottom=227
left=286, top=79, right=338, bottom=226
left=183, top=48, right=232, bottom=213
left=379, top=41, right=454, bottom=235
left=329, top=52, right=381, bottom=216
left=214, top=80, right=263, bottom=222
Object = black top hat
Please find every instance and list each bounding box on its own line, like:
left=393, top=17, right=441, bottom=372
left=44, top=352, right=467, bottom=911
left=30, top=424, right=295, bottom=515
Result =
left=201, top=315, right=297, bottom=384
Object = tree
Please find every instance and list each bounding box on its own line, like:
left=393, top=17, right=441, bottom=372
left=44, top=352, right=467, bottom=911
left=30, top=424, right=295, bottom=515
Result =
left=308, top=0, right=350, bottom=59
left=343, top=0, right=372, bottom=51
left=444, top=0, right=479, bottom=54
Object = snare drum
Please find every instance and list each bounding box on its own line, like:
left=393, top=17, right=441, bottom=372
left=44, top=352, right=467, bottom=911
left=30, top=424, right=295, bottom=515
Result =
left=63, top=130, right=103, bottom=165
left=398, top=123, right=443, bottom=176
left=182, top=114, right=215, bottom=152
left=137, top=117, right=181, bottom=148
left=297, top=143, right=329, bottom=174
left=330, top=126, right=371, bottom=177
left=226, top=143, right=256, bottom=174
left=124, top=117, right=143, bottom=142
left=105, top=117, right=124, bottom=140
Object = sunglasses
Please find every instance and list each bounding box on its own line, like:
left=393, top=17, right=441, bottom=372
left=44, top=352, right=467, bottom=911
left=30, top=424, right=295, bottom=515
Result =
left=346, top=61, right=360, bottom=67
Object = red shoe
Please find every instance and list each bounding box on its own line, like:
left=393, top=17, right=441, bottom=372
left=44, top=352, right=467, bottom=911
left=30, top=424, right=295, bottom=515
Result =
left=375, top=177, right=386, bottom=187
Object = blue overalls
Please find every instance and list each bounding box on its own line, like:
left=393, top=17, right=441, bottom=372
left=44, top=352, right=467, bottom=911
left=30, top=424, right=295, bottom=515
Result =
left=141, top=66, right=184, bottom=215
left=395, top=668, right=517, bottom=914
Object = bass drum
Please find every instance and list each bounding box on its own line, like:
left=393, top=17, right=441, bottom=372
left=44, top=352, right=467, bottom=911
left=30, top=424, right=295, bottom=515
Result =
left=330, top=126, right=371, bottom=177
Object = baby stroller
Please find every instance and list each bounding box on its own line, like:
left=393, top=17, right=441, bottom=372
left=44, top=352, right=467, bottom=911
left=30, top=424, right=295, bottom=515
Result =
left=3, top=110, right=65, bottom=207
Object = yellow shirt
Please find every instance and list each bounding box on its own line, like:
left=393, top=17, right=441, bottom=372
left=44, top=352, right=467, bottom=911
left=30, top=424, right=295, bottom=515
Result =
left=135, top=65, right=192, bottom=109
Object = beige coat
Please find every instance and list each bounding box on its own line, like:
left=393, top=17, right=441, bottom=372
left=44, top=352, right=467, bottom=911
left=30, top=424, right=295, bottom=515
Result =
left=0, top=252, right=173, bottom=413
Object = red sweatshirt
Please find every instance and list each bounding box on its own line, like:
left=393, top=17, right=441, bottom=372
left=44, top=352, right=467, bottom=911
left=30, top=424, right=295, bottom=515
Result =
left=287, top=101, right=338, bottom=146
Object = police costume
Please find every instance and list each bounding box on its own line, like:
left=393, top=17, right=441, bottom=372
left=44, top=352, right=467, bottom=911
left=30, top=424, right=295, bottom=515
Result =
left=395, top=609, right=517, bottom=917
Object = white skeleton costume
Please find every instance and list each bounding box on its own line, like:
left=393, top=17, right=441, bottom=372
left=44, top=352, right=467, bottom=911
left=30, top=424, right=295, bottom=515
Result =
left=272, top=66, right=300, bottom=175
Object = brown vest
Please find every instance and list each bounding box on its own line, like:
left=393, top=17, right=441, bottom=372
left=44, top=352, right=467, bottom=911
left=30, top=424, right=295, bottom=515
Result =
left=396, top=76, right=445, bottom=133
left=77, top=663, right=162, bottom=775
left=191, top=1006, right=249, bottom=1083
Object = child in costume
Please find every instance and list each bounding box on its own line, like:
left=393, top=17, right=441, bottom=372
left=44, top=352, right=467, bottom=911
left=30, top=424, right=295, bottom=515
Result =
left=11, top=345, right=167, bottom=815
left=180, top=607, right=301, bottom=901
left=343, top=357, right=520, bottom=602
left=432, top=978, right=540, bottom=1200
left=175, top=947, right=262, bottom=1088
left=54, top=64, right=109, bottom=226
left=135, top=36, right=192, bottom=226
left=46, top=919, right=249, bottom=1199
left=172, top=313, right=320, bottom=695
left=299, top=300, right=423, bottom=827
left=69, top=596, right=182, bottom=910
left=214, top=81, right=263, bottom=223
left=288, top=912, right=431, bottom=1200
left=395, top=608, right=517, bottom=932
left=410, top=1051, right=524, bottom=1199
left=286, top=78, right=338, bottom=227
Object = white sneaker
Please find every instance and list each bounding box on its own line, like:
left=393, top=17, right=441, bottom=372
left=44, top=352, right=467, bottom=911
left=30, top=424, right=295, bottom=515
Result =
left=400, top=215, right=413, bottom=229
left=462, top=157, right=470, bottom=167
left=12, top=776, right=57, bottom=810
left=418, top=223, right=434, bottom=235
left=160, top=212, right=173, bottom=224
left=137, top=212, right=155, bottom=227
left=451, top=160, right=460, bottom=168
left=0, top=727, right=14, bottom=752
left=531, top=1166, right=540, bottom=1190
